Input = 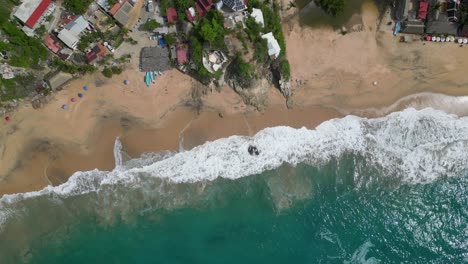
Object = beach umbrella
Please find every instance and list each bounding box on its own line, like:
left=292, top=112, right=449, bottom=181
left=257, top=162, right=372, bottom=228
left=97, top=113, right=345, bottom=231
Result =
left=458, top=38, right=463, bottom=44
left=425, top=36, right=431, bottom=41
left=432, top=36, right=436, bottom=41
left=5, top=116, right=10, bottom=121
left=436, top=37, right=441, bottom=42
left=62, top=104, right=68, bottom=110
left=78, top=93, right=83, bottom=98
left=464, top=39, right=468, bottom=44
left=71, top=98, right=77, bottom=102
left=124, top=80, right=129, bottom=85
left=83, top=86, right=89, bottom=91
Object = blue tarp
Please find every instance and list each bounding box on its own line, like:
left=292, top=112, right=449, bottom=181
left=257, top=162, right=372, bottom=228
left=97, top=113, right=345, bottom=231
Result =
left=158, top=38, right=166, bottom=46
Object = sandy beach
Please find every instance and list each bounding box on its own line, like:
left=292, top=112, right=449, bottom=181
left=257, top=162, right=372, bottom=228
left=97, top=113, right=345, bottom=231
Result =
left=2, top=1, right=468, bottom=196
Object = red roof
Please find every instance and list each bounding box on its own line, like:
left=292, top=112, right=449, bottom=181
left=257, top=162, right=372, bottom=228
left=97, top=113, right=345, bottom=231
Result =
left=44, top=34, right=60, bottom=53
left=195, top=0, right=212, bottom=17
left=25, top=0, right=52, bottom=28
left=166, top=7, right=178, bottom=23
left=109, top=3, right=122, bottom=15
left=418, top=1, right=428, bottom=20
left=176, top=44, right=189, bottom=64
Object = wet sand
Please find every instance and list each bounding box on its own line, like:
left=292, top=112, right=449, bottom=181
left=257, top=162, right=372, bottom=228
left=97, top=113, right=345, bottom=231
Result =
left=2, top=1, right=468, bottom=196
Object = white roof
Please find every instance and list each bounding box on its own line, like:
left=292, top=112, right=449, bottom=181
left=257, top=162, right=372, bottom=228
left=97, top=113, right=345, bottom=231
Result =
left=188, top=7, right=195, bottom=17
left=261, top=32, right=281, bottom=59
left=58, top=29, right=79, bottom=49
left=65, top=16, right=89, bottom=36
left=251, top=8, right=264, bottom=27
left=14, top=0, right=43, bottom=23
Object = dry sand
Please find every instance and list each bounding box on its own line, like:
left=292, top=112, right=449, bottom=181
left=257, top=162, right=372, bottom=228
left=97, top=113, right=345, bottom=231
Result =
left=2, top=1, right=468, bottom=196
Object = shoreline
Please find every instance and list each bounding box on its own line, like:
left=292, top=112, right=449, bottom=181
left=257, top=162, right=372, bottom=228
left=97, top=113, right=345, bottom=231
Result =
left=3, top=1, right=468, bottom=196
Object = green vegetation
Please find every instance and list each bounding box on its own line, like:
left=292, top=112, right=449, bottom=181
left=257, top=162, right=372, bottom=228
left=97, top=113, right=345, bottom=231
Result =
left=51, top=58, right=97, bottom=74
left=164, top=33, right=177, bottom=46
left=0, top=74, right=36, bottom=101
left=143, top=19, right=161, bottom=31
left=174, top=0, right=195, bottom=21
left=102, top=66, right=123, bottom=78
left=46, top=14, right=53, bottom=22
left=193, top=10, right=226, bottom=49
left=64, top=0, right=93, bottom=14
left=279, top=60, right=291, bottom=80
left=246, top=0, right=291, bottom=80
left=0, top=23, right=48, bottom=69
left=315, top=0, right=346, bottom=16
left=232, top=54, right=255, bottom=81
left=77, top=31, right=101, bottom=51
left=160, top=0, right=170, bottom=16
left=34, top=24, right=46, bottom=36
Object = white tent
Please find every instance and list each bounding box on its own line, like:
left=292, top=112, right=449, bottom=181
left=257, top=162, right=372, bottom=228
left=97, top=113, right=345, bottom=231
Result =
left=251, top=8, right=264, bottom=28
left=261, top=32, right=281, bottom=59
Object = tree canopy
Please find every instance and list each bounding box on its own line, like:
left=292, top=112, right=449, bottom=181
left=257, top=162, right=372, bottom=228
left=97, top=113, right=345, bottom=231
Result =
left=143, top=19, right=161, bottom=31
left=64, top=0, right=93, bottom=14
left=315, top=0, right=346, bottom=16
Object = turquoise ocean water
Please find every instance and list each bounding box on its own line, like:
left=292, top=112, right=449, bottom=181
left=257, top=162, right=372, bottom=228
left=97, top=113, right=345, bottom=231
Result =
left=0, top=108, right=467, bottom=263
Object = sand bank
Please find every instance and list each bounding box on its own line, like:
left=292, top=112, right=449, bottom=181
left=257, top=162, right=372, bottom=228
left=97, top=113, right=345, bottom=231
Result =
left=2, top=1, right=468, bottom=196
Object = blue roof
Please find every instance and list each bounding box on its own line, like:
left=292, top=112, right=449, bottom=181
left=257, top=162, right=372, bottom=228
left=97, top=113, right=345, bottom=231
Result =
left=158, top=38, right=166, bottom=46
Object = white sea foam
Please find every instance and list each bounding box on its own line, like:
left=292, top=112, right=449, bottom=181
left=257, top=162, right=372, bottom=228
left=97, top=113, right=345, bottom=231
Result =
left=1, top=108, right=468, bottom=225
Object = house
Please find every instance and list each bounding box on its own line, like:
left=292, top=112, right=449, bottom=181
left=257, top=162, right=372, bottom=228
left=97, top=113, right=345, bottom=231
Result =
left=417, top=1, right=428, bottom=20
left=251, top=8, right=264, bottom=27
left=97, top=0, right=111, bottom=12
left=167, top=7, right=179, bottom=23
left=43, top=34, right=61, bottom=53
left=176, top=44, right=189, bottom=65
left=196, top=0, right=213, bottom=17
left=222, top=0, right=246, bottom=12
left=46, top=71, right=73, bottom=90
left=109, top=1, right=123, bottom=15
left=85, top=43, right=107, bottom=63
left=261, top=32, right=281, bottom=59
left=14, top=0, right=52, bottom=29
left=202, top=50, right=227, bottom=73
left=114, top=1, right=133, bottom=27
left=400, top=20, right=425, bottom=35
left=57, top=16, right=89, bottom=49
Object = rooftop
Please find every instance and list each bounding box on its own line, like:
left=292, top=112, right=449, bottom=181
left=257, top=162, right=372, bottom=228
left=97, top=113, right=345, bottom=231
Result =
left=222, top=0, right=246, bottom=12
left=14, top=0, right=52, bottom=28
left=64, top=16, right=89, bottom=36
left=140, top=46, right=171, bottom=71
left=251, top=8, right=264, bottom=27
left=176, top=44, right=189, bottom=64
left=44, top=34, right=61, bottom=53
left=261, top=32, right=281, bottom=59
left=46, top=71, right=73, bottom=90
left=114, top=1, right=133, bottom=26
left=167, top=7, right=178, bottom=23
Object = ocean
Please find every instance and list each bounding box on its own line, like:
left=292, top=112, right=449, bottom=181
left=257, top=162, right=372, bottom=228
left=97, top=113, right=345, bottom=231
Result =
left=0, top=108, right=467, bottom=263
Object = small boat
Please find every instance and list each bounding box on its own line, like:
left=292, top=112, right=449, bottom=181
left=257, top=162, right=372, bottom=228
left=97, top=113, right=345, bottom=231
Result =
left=145, top=72, right=151, bottom=86
left=158, top=70, right=163, bottom=75
left=150, top=71, right=155, bottom=83
left=393, top=21, right=400, bottom=36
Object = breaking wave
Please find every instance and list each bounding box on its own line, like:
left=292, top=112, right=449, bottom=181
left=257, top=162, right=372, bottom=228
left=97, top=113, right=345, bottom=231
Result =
left=1, top=107, right=468, bottom=227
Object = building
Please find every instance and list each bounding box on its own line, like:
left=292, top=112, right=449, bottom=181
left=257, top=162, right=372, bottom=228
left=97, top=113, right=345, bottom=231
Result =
left=167, top=7, right=179, bottom=23
left=85, top=43, right=107, bottom=63
left=196, top=0, right=213, bottom=17
left=57, top=16, right=89, bottom=49
left=46, top=72, right=73, bottom=90
left=114, top=1, right=133, bottom=27
left=417, top=1, right=428, bottom=20
left=14, top=0, right=52, bottom=28
left=261, top=32, right=281, bottom=59
left=251, top=8, right=264, bottom=27
left=222, top=0, right=246, bottom=12
left=202, top=50, right=227, bottom=73
left=43, top=34, right=61, bottom=53
left=140, top=47, right=171, bottom=71
left=176, top=44, right=189, bottom=65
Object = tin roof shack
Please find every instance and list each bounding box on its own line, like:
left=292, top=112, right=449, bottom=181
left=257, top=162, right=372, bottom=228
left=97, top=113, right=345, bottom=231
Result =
left=114, top=1, right=133, bottom=27
left=425, top=1, right=459, bottom=35
left=14, top=0, right=52, bottom=28
left=85, top=43, right=108, bottom=63
left=45, top=71, right=73, bottom=90
left=57, top=16, right=89, bottom=49
left=140, top=47, right=171, bottom=72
